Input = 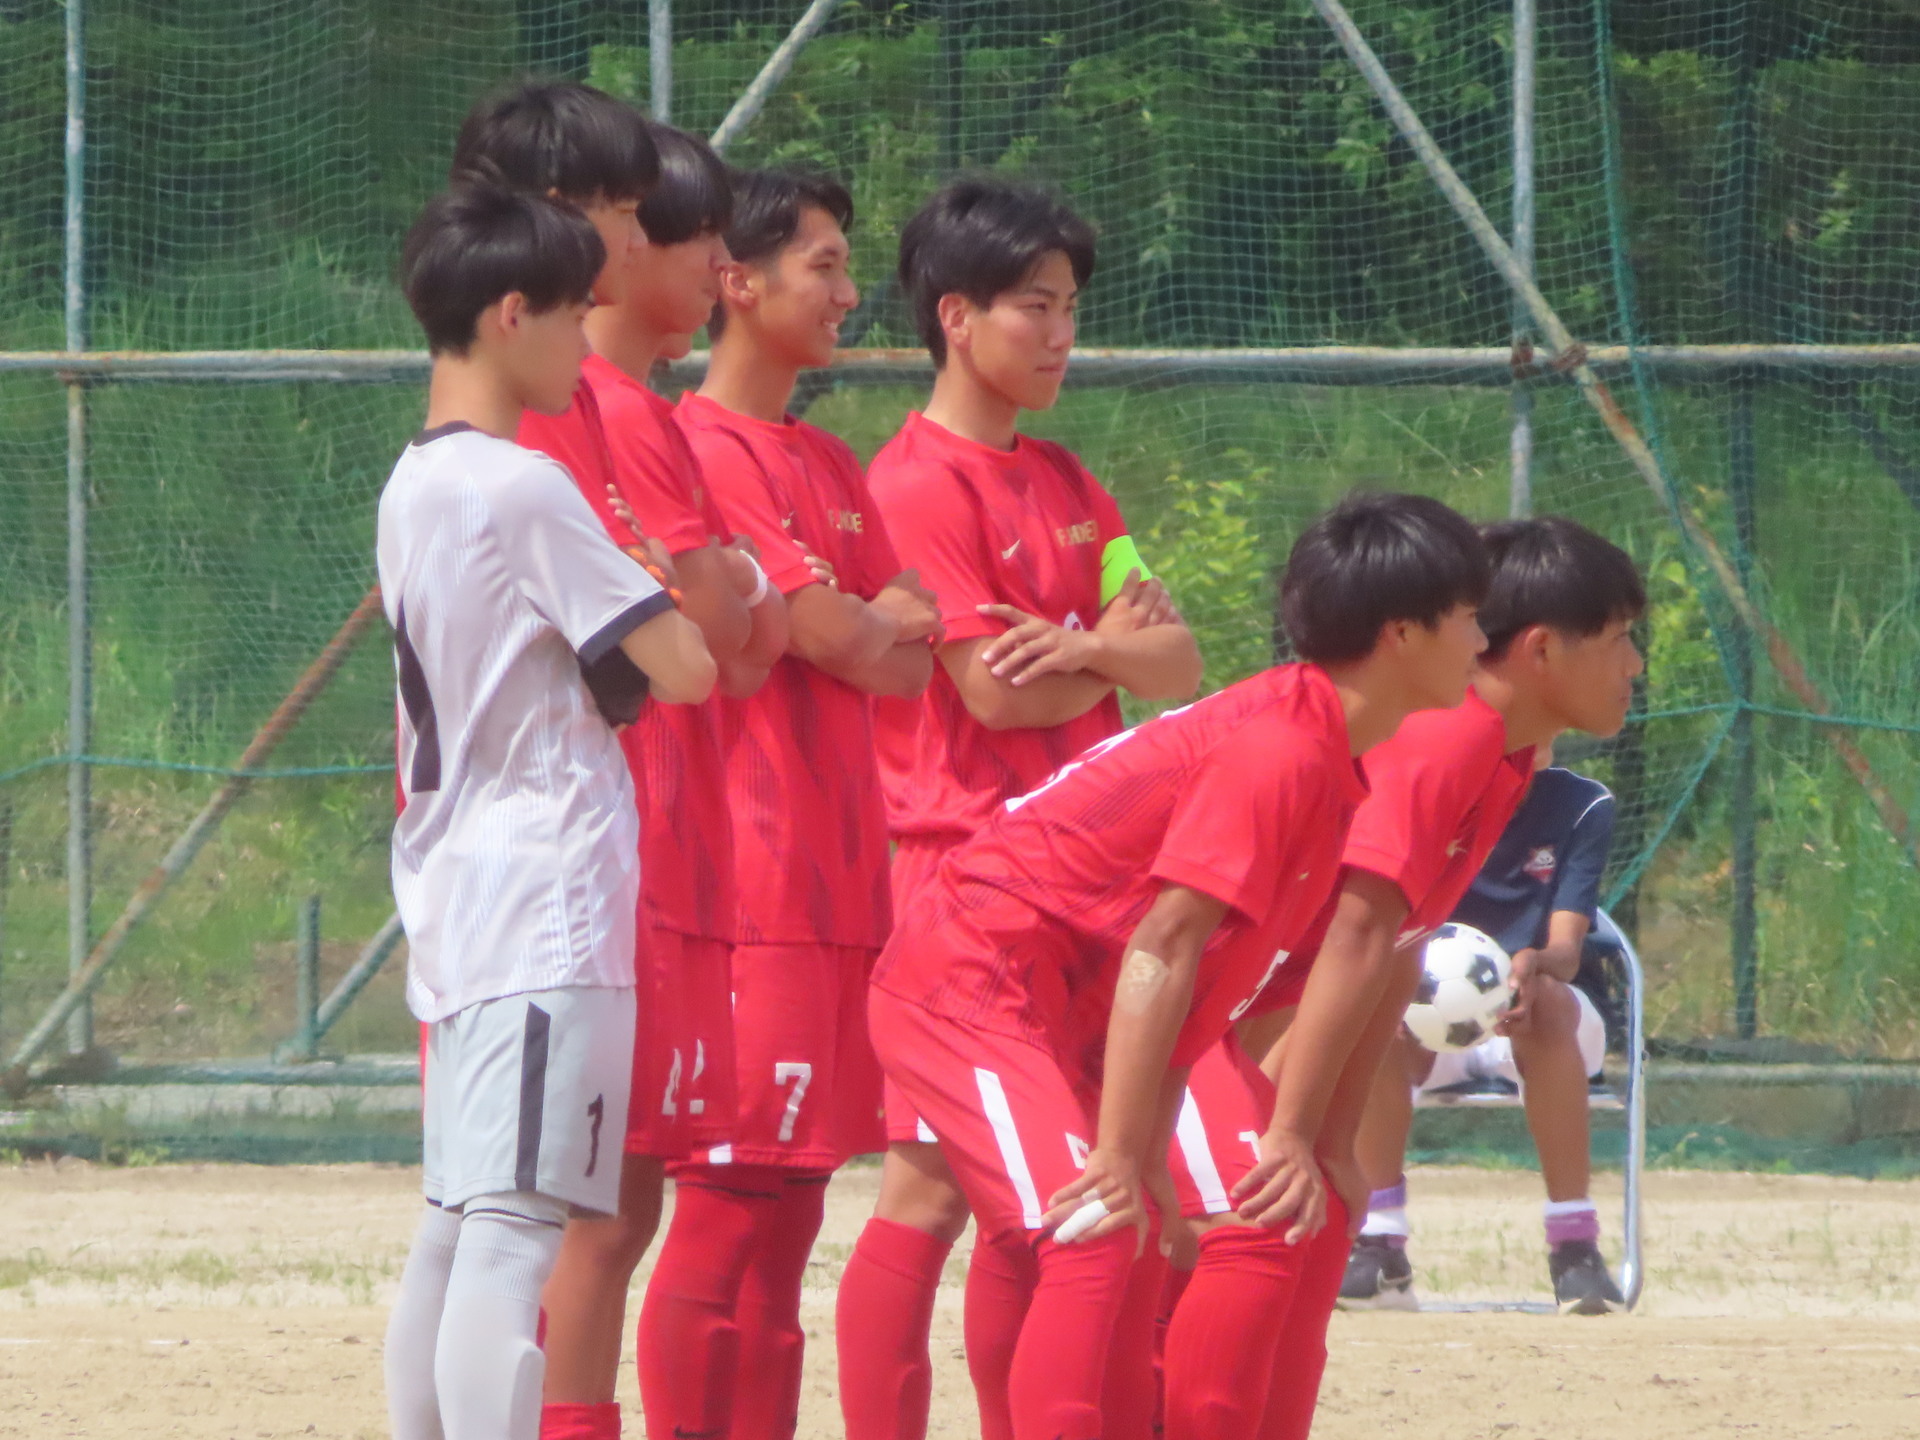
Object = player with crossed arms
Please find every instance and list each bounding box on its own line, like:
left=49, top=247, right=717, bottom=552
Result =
left=869, top=492, right=1491, bottom=1440
left=379, top=181, right=716, bottom=1440
left=839, top=175, right=1203, bottom=1440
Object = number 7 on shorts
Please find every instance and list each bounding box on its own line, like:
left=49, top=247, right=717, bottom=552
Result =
left=774, top=1061, right=813, bottom=1143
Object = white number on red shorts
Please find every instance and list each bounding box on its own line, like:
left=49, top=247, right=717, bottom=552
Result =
left=1239, top=1130, right=1261, bottom=1163
left=660, top=1046, right=684, bottom=1117
left=774, top=1061, right=814, bottom=1143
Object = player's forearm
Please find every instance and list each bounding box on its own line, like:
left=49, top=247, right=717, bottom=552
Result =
left=1083, top=624, right=1204, bottom=701
left=962, top=668, right=1115, bottom=730
left=845, top=639, right=935, bottom=699
left=1095, top=953, right=1197, bottom=1165
left=675, top=545, right=754, bottom=663
left=619, top=609, right=718, bottom=706
left=1266, top=892, right=1404, bottom=1144
left=737, top=586, right=789, bottom=671
left=1313, top=950, right=1423, bottom=1160
left=790, top=590, right=903, bottom=680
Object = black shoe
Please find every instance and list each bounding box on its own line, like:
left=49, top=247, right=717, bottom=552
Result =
left=1336, top=1234, right=1418, bottom=1311
left=1550, top=1240, right=1626, bottom=1315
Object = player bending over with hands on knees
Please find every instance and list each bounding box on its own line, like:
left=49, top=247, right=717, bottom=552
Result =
left=634, top=168, right=941, bottom=1440
left=380, top=184, right=715, bottom=1440
left=839, top=175, right=1201, bottom=1440
left=1158, top=515, right=1645, bottom=1440
left=868, top=491, right=1489, bottom=1440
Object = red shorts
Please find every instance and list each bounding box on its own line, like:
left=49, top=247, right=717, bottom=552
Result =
left=870, top=986, right=1098, bottom=1244
left=686, top=942, right=884, bottom=1171
left=627, top=929, right=739, bottom=1157
left=882, top=835, right=962, bottom=1146
left=1167, top=1038, right=1273, bottom=1220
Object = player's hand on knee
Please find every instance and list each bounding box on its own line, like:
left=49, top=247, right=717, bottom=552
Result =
left=1229, top=1127, right=1326, bottom=1244
left=1043, top=1147, right=1147, bottom=1249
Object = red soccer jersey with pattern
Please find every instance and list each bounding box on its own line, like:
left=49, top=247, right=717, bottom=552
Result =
left=519, top=355, right=737, bottom=941
left=871, top=664, right=1367, bottom=1073
left=676, top=391, right=901, bottom=948
left=867, top=412, right=1128, bottom=843
left=1252, top=688, right=1536, bottom=1014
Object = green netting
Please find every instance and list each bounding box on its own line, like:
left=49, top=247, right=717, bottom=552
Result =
left=3, top=0, right=1920, bottom=1069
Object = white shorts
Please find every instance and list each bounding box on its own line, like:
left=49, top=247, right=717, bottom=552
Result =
left=1421, top=985, right=1606, bottom=1093
left=423, top=986, right=635, bottom=1215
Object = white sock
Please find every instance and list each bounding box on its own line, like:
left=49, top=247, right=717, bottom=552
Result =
left=433, top=1193, right=567, bottom=1440
left=1360, top=1206, right=1410, bottom=1239
left=386, top=1203, right=462, bottom=1440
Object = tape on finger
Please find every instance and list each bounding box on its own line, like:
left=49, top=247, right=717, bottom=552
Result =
left=1053, top=1193, right=1111, bottom=1244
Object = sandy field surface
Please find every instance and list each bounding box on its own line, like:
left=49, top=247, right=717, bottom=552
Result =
left=3, top=1160, right=1917, bottom=1438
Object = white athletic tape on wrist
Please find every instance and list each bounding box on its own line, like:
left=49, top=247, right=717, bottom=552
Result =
left=1054, top=1193, right=1110, bottom=1244
left=745, top=557, right=770, bottom=608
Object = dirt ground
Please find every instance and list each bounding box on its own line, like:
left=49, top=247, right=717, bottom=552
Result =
left=3, top=1161, right=1917, bottom=1439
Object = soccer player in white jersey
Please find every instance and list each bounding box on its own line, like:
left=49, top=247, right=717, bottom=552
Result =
left=378, top=183, right=717, bottom=1440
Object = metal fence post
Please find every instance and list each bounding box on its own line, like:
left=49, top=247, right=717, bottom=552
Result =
left=289, top=895, right=322, bottom=1062
left=649, top=0, right=672, bottom=122
left=64, top=0, right=93, bottom=1061
left=1508, top=0, right=1536, bottom=519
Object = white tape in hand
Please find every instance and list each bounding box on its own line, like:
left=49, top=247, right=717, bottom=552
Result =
left=1053, top=1193, right=1111, bottom=1244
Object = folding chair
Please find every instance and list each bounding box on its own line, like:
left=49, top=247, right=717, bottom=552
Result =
left=1412, top=906, right=1645, bottom=1311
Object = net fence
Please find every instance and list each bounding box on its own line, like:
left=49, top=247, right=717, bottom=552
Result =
left=3, top=0, right=1919, bottom=1071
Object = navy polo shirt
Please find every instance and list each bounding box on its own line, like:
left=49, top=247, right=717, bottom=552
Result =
left=1450, top=766, right=1615, bottom=958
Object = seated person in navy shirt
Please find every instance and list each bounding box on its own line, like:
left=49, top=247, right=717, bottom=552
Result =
left=1341, top=747, right=1626, bottom=1315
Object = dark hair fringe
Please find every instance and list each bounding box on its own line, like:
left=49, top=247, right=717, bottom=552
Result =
left=1280, top=491, right=1490, bottom=666
left=723, top=167, right=855, bottom=266
left=1477, top=516, right=1647, bottom=658
left=449, top=79, right=658, bottom=204
left=898, top=176, right=1097, bottom=365
left=400, top=183, right=604, bottom=356
left=638, top=122, right=733, bottom=246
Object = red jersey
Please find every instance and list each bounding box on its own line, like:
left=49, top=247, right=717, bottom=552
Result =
left=872, top=664, right=1367, bottom=1071
left=1345, top=688, right=1536, bottom=944
left=676, top=392, right=902, bottom=948
left=868, top=412, right=1129, bottom=843
left=518, top=356, right=737, bottom=940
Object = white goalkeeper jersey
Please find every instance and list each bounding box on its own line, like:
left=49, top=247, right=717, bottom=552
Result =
left=377, top=422, right=671, bottom=1022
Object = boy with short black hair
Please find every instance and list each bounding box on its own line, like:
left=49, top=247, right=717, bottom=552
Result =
left=869, top=491, right=1490, bottom=1440
left=379, top=182, right=715, bottom=1440
left=1159, top=514, right=1646, bottom=1440
left=839, top=175, right=1203, bottom=1440
left=635, top=167, right=943, bottom=1440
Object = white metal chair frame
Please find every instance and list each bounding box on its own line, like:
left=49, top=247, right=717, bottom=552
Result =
left=1411, top=907, right=1645, bottom=1310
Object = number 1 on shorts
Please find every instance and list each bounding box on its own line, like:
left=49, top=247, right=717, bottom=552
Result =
left=774, top=1061, right=814, bottom=1143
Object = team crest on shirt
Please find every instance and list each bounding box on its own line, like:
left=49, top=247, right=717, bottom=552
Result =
left=1524, top=845, right=1558, bottom=882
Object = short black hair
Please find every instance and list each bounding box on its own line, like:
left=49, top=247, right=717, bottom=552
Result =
left=1281, top=492, right=1490, bottom=665
left=450, top=79, right=658, bottom=204
left=400, top=184, right=604, bottom=356
left=709, top=168, right=854, bottom=336
left=1477, top=516, right=1647, bottom=660
left=899, top=177, right=1097, bottom=365
left=639, top=122, right=732, bottom=245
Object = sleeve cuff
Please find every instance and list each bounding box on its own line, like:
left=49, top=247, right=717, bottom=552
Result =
left=577, top=589, right=676, bottom=665
left=1150, top=856, right=1257, bottom=922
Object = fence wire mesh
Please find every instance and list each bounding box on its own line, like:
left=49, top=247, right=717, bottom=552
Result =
left=3, top=0, right=1920, bottom=1068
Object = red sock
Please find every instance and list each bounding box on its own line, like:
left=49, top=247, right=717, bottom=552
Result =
left=538, top=1402, right=619, bottom=1440
left=1152, top=1261, right=1195, bottom=1435
left=1162, top=1226, right=1304, bottom=1440
left=836, top=1217, right=955, bottom=1440
left=1101, top=1241, right=1167, bottom=1440
left=1259, top=1201, right=1352, bottom=1440
left=962, top=1230, right=1036, bottom=1440
left=730, top=1172, right=830, bottom=1440
left=1005, top=1229, right=1137, bottom=1440
left=635, top=1164, right=784, bottom=1440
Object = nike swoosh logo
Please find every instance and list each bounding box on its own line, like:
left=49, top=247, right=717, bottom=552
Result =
left=1001, top=540, right=1021, bottom=559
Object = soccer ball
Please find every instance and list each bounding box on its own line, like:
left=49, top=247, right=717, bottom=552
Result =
left=1403, top=923, right=1514, bottom=1053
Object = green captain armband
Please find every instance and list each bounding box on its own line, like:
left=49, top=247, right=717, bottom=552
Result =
left=1099, top=534, right=1150, bottom=608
